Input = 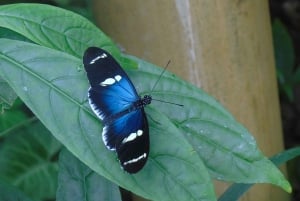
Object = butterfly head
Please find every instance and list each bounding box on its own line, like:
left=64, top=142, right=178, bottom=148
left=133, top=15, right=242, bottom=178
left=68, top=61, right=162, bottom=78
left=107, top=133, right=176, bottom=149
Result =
left=142, top=95, right=152, bottom=106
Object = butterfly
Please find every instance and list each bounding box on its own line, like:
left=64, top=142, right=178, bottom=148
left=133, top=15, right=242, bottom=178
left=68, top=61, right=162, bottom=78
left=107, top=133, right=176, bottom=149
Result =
left=83, top=47, right=151, bottom=173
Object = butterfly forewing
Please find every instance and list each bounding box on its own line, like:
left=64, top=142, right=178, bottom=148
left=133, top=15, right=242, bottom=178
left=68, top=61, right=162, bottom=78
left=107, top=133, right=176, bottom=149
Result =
left=83, top=47, right=150, bottom=173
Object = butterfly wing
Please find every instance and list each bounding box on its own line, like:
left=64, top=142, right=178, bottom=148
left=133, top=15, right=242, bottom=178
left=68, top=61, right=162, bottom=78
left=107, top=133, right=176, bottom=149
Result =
left=107, top=108, right=149, bottom=173
left=83, top=47, right=138, bottom=120
left=83, top=47, right=149, bottom=173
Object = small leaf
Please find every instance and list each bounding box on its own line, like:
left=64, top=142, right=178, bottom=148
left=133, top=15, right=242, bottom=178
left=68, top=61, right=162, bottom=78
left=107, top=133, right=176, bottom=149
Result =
left=0, top=99, right=28, bottom=134
left=282, top=84, right=294, bottom=102
left=57, top=148, right=122, bottom=201
left=292, top=66, right=300, bottom=84
left=0, top=117, right=61, bottom=201
left=0, top=76, right=17, bottom=108
left=271, top=146, right=300, bottom=166
left=272, top=19, right=295, bottom=76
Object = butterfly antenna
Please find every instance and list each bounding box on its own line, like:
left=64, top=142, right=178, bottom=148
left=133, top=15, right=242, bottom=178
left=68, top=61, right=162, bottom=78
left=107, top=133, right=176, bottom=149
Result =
left=150, top=60, right=171, bottom=93
left=152, top=98, right=184, bottom=107
left=150, top=60, right=184, bottom=107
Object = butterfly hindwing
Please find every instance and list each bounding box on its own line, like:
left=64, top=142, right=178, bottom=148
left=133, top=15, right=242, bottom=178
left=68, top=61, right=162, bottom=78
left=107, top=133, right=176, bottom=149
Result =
left=83, top=47, right=150, bottom=173
left=116, top=111, right=149, bottom=173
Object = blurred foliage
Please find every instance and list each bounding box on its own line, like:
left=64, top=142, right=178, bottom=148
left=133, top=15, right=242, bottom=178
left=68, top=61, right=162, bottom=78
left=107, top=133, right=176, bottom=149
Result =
left=0, top=0, right=93, bottom=20
left=0, top=118, right=61, bottom=201
left=272, top=18, right=300, bottom=101
left=0, top=99, right=30, bottom=136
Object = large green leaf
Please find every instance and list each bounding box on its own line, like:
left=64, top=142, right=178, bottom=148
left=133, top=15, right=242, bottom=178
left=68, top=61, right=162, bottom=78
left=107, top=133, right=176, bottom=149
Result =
left=0, top=3, right=137, bottom=69
left=57, top=148, right=122, bottom=201
left=0, top=3, right=118, bottom=58
left=0, top=118, right=61, bottom=201
left=128, top=57, right=290, bottom=191
left=0, top=39, right=215, bottom=201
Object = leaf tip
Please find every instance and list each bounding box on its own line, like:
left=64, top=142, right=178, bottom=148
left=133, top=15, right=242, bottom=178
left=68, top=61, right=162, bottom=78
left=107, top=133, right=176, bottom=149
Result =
left=283, top=180, right=292, bottom=193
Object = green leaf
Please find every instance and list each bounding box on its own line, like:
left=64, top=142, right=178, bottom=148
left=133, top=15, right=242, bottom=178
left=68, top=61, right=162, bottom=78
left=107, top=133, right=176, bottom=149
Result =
left=0, top=180, right=34, bottom=201
left=0, top=39, right=216, bottom=201
left=0, top=99, right=28, bottom=134
left=0, top=117, right=61, bottom=201
left=0, top=3, right=138, bottom=70
left=218, top=147, right=300, bottom=201
left=282, top=84, right=294, bottom=102
left=272, top=19, right=296, bottom=101
left=271, top=146, right=300, bottom=166
left=0, top=76, right=17, bottom=108
left=292, top=66, right=300, bottom=84
left=0, top=27, right=32, bottom=42
left=57, top=148, right=122, bottom=201
left=0, top=3, right=119, bottom=58
left=126, top=57, right=291, bottom=192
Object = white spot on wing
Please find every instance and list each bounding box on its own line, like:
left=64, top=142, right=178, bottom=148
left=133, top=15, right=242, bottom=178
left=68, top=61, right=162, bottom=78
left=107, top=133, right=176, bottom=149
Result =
left=89, top=53, right=107, bottom=64
left=122, top=129, right=143, bottom=144
left=137, top=130, right=143, bottom=136
left=100, top=78, right=115, bottom=86
left=100, top=75, right=122, bottom=86
left=100, top=53, right=107, bottom=58
left=115, top=75, right=122, bottom=81
left=123, top=153, right=147, bottom=166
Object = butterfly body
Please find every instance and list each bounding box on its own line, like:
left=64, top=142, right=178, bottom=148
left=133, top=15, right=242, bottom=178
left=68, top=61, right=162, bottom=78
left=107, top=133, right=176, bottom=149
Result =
left=83, top=47, right=151, bottom=173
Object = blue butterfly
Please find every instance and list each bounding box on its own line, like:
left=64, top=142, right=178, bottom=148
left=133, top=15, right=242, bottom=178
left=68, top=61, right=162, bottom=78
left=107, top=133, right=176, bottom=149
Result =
left=83, top=47, right=151, bottom=173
